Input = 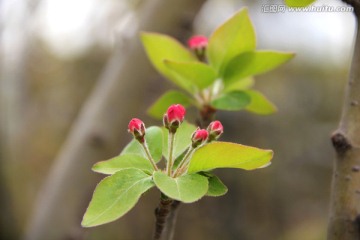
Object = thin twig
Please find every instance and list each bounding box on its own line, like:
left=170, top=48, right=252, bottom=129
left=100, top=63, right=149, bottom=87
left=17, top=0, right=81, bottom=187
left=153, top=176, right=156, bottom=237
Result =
left=163, top=201, right=181, bottom=240
left=153, top=196, right=173, bottom=240
left=199, top=105, right=216, bottom=128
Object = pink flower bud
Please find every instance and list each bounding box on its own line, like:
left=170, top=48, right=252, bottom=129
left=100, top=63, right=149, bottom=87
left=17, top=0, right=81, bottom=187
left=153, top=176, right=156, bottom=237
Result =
left=191, top=129, right=209, bottom=148
left=187, top=35, right=208, bottom=50
left=207, top=120, right=223, bottom=141
left=164, top=104, right=186, bottom=132
left=128, top=118, right=146, bottom=142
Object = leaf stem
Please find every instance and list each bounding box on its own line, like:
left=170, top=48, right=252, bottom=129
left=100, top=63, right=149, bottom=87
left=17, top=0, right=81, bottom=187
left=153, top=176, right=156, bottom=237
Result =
left=172, top=146, right=194, bottom=177
left=142, top=141, right=159, bottom=171
left=166, top=132, right=175, bottom=176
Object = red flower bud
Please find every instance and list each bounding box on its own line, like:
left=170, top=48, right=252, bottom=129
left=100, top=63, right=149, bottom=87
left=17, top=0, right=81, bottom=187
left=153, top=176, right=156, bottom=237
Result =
left=128, top=118, right=146, bottom=142
left=207, top=120, right=223, bottom=141
left=187, top=35, right=208, bottom=50
left=191, top=128, right=209, bottom=148
left=164, top=104, right=186, bottom=132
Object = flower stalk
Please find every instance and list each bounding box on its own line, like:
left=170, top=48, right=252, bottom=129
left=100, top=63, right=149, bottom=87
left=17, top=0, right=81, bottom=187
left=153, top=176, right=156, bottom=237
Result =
left=128, top=118, right=158, bottom=171
left=163, top=104, right=186, bottom=176
left=172, top=146, right=194, bottom=177
left=166, top=132, right=175, bottom=176
left=173, top=128, right=209, bottom=177
left=142, top=141, right=159, bottom=171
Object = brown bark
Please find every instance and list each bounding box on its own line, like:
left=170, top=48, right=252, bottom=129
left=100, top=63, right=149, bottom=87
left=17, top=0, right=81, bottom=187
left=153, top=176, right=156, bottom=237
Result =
left=153, top=196, right=182, bottom=240
left=328, top=2, right=360, bottom=239
left=153, top=196, right=174, bottom=240
left=24, top=0, right=205, bottom=239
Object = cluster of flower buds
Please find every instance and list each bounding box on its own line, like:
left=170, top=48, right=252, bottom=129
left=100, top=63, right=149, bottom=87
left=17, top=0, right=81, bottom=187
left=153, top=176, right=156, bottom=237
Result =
left=187, top=35, right=208, bottom=61
left=128, top=118, right=146, bottom=143
left=163, top=104, right=186, bottom=133
left=128, top=103, right=224, bottom=147
left=191, top=121, right=224, bottom=148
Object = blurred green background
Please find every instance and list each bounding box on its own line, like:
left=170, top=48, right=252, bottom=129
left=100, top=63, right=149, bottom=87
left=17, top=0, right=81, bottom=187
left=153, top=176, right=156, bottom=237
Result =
left=0, top=0, right=355, bottom=239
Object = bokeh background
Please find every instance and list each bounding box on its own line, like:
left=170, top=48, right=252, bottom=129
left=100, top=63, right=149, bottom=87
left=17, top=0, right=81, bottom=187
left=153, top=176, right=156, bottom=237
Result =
left=0, top=0, right=355, bottom=239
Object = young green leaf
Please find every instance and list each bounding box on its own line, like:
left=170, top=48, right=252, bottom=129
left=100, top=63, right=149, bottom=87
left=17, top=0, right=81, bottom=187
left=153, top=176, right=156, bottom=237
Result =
left=92, top=154, right=154, bottom=175
left=164, top=60, right=217, bottom=89
left=206, top=174, right=228, bottom=197
left=188, top=142, right=273, bottom=173
left=82, top=169, right=154, bottom=227
left=223, top=51, right=294, bottom=85
left=147, top=91, right=192, bottom=119
left=162, top=121, right=197, bottom=160
left=244, top=90, right=277, bottom=115
left=207, top=8, right=256, bottom=74
left=141, top=32, right=197, bottom=92
left=211, top=91, right=251, bottom=111
left=285, top=0, right=315, bottom=7
left=223, top=77, right=255, bottom=92
left=122, top=126, right=163, bottom=163
left=153, top=171, right=208, bottom=203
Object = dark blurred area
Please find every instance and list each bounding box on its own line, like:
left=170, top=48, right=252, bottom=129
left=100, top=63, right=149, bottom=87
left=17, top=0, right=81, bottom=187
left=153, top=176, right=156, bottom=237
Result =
left=0, top=0, right=355, bottom=239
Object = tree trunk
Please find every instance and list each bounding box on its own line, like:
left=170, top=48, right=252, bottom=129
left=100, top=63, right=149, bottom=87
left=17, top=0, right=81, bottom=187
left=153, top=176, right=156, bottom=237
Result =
left=24, top=0, right=205, bottom=239
left=0, top=0, right=40, bottom=238
left=328, top=3, right=360, bottom=239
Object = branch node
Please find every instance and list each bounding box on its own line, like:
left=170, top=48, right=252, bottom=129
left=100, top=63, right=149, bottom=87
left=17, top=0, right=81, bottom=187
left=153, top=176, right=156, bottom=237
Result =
left=352, top=165, right=360, bottom=172
left=331, top=131, right=352, bottom=155
left=351, top=100, right=359, bottom=106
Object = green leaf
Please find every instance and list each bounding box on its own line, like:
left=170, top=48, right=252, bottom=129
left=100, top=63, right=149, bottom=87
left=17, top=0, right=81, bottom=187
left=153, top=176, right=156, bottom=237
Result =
left=164, top=60, right=217, bottom=89
left=92, top=154, right=153, bottom=175
left=121, top=126, right=163, bottom=163
left=207, top=8, right=256, bottom=74
left=285, top=0, right=315, bottom=7
left=147, top=91, right=192, bottom=119
left=223, top=77, right=254, bottom=92
left=244, top=90, right=277, bottom=115
left=162, top=121, right=197, bottom=160
left=82, top=169, right=154, bottom=227
left=141, top=32, right=197, bottom=92
left=211, top=91, right=251, bottom=111
left=188, top=142, right=273, bottom=173
left=223, top=51, right=294, bottom=85
left=206, top=174, right=228, bottom=197
left=153, top=171, right=208, bottom=203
